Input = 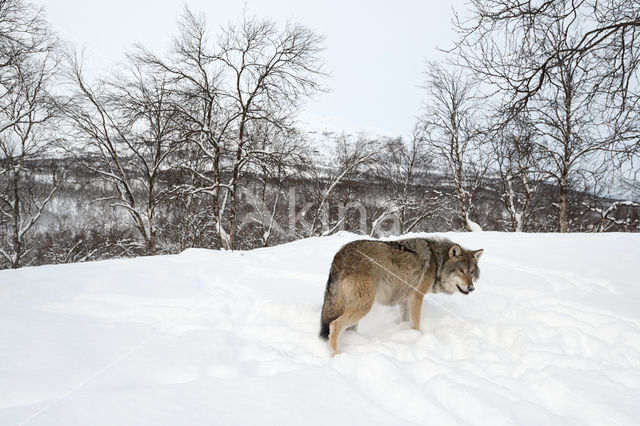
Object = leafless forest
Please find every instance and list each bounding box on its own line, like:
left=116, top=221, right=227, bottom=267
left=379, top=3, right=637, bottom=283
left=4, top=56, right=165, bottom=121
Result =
left=1, top=0, right=639, bottom=269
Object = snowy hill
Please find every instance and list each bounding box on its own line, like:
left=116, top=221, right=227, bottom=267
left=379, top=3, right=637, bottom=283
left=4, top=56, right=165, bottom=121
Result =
left=1, top=232, right=639, bottom=425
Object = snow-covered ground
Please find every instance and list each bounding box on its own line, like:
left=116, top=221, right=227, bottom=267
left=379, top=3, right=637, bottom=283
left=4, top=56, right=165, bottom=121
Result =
left=1, top=232, right=639, bottom=425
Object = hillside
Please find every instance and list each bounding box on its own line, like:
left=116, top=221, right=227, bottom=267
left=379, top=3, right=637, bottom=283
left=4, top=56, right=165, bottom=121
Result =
left=1, top=232, right=639, bottom=425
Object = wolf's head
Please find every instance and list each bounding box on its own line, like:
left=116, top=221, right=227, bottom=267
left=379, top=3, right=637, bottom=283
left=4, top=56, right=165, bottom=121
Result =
left=439, top=244, right=483, bottom=295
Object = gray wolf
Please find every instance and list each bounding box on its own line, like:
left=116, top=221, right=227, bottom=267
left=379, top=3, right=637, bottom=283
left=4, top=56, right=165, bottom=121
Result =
left=319, top=237, right=483, bottom=354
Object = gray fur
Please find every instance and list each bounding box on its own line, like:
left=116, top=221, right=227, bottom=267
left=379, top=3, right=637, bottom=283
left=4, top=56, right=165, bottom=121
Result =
left=319, top=237, right=483, bottom=354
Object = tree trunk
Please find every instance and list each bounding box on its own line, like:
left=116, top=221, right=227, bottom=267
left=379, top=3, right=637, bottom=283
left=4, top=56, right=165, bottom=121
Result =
left=11, top=171, right=21, bottom=269
left=147, top=226, right=157, bottom=255
left=559, top=176, right=568, bottom=233
left=228, top=187, right=237, bottom=251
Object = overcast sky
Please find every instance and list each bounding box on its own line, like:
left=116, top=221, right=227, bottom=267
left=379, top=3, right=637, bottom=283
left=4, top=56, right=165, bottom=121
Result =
left=38, top=0, right=463, bottom=137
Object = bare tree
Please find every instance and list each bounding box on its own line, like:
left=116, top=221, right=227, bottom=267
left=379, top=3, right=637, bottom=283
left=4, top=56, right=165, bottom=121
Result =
left=0, top=0, right=62, bottom=268
left=0, top=0, right=51, bottom=72
left=590, top=200, right=640, bottom=231
left=453, top=1, right=636, bottom=232
left=372, top=129, right=438, bottom=235
left=525, top=23, right=618, bottom=232
left=580, top=166, right=640, bottom=231
left=491, top=112, right=545, bottom=231
left=63, top=53, right=182, bottom=255
left=453, top=0, right=640, bottom=114
left=419, top=63, right=488, bottom=231
left=162, top=156, right=217, bottom=252
left=240, top=125, right=310, bottom=247
left=136, top=8, right=325, bottom=249
left=303, top=133, right=381, bottom=237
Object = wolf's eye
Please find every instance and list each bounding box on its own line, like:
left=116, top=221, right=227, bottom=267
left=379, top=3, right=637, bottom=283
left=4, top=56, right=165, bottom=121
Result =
left=457, top=267, right=464, bottom=273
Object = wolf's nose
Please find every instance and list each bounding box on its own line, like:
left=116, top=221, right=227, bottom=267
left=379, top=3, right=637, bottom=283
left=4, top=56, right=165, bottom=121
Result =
left=468, top=284, right=475, bottom=292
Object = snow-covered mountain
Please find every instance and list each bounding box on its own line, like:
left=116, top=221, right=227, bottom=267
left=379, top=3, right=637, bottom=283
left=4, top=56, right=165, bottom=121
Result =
left=297, top=111, right=397, bottom=163
left=297, top=111, right=396, bottom=140
left=1, top=232, right=639, bottom=425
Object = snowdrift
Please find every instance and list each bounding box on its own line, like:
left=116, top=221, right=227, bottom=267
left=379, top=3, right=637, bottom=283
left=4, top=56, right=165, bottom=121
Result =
left=1, top=232, right=639, bottom=425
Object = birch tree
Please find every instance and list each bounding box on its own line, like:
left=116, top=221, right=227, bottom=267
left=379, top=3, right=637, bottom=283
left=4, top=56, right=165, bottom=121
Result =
left=64, top=54, right=182, bottom=255
left=419, top=63, right=488, bottom=231
left=0, top=0, right=62, bottom=268
left=136, top=8, right=325, bottom=249
left=453, top=0, right=640, bottom=115
left=452, top=0, right=638, bottom=232
left=372, top=129, right=438, bottom=235
left=241, top=125, right=310, bottom=247
left=304, top=134, right=381, bottom=237
left=492, top=113, right=545, bottom=231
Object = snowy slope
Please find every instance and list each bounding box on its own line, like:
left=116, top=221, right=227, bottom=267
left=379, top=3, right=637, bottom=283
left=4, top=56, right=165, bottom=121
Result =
left=1, top=232, right=639, bottom=425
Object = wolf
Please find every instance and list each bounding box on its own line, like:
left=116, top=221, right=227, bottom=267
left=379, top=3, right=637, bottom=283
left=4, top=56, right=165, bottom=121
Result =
left=319, top=237, right=483, bottom=354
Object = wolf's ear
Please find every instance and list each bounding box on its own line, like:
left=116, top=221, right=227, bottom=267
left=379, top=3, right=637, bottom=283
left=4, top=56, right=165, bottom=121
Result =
left=449, top=245, right=462, bottom=258
left=471, top=249, right=484, bottom=262
left=473, top=249, right=484, bottom=261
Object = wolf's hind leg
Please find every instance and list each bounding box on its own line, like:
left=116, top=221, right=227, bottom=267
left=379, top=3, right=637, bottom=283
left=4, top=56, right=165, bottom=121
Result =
left=328, top=276, right=374, bottom=354
left=346, top=323, right=358, bottom=332
left=329, top=307, right=370, bottom=354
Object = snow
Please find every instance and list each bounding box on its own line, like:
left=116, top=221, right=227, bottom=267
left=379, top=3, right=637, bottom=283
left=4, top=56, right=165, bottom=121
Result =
left=1, top=232, right=639, bottom=425
left=467, top=218, right=483, bottom=232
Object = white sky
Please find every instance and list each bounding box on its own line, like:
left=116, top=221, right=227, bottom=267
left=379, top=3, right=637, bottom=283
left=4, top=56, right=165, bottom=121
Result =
left=38, top=0, right=463, bottom=137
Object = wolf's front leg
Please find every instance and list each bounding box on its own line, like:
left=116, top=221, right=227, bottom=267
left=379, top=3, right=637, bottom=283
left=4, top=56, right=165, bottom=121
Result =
left=409, top=293, right=424, bottom=331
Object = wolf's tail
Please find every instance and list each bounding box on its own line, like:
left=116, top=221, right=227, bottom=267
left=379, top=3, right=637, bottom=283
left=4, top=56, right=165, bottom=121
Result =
left=319, top=267, right=340, bottom=340
left=319, top=317, right=331, bottom=340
